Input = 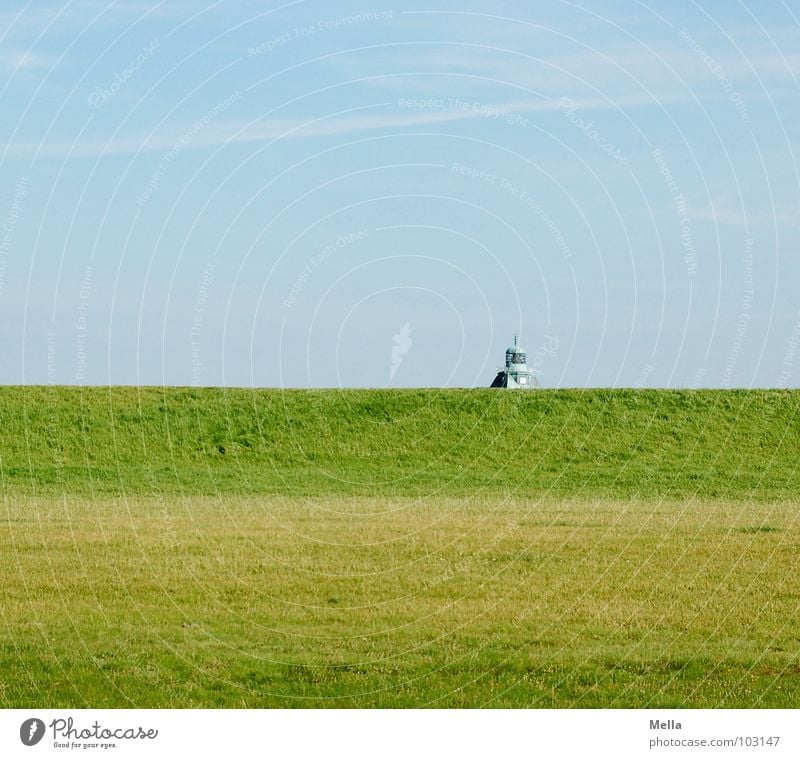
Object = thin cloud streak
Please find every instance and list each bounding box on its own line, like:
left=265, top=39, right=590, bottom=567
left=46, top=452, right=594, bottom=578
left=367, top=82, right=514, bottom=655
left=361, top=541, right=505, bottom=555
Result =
left=3, top=93, right=664, bottom=161
left=1, top=50, right=53, bottom=70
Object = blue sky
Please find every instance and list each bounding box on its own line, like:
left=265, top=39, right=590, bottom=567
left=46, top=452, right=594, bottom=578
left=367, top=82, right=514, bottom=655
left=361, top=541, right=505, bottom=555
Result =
left=1, top=0, right=799, bottom=388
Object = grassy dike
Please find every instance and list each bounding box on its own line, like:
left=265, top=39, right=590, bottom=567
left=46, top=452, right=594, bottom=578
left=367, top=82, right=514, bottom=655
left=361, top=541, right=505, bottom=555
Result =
left=0, top=386, right=799, bottom=499
left=1, top=387, right=799, bottom=708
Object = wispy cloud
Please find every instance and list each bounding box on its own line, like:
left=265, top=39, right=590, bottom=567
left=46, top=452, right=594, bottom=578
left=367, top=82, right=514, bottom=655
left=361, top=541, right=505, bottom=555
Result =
left=346, top=35, right=800, bottom=104
left=4, top=93, right=663, bottom=160
left=1, top=49, right=53, bottom=70
left=692, top=194, right=800, bottom=229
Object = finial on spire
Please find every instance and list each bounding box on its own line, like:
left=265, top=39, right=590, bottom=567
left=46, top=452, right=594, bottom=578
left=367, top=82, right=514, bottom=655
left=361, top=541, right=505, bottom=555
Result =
left=514, top=333, right=518, bottom=345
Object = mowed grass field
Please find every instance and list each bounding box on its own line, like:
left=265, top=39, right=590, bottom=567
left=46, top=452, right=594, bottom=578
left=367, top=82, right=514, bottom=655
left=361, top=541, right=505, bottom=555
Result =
left=1, top=387, right=799, bottom=707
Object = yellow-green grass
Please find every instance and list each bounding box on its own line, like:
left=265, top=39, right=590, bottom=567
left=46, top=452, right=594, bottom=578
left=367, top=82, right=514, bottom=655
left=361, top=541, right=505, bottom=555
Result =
left=2, top=495, right=798, bottom=707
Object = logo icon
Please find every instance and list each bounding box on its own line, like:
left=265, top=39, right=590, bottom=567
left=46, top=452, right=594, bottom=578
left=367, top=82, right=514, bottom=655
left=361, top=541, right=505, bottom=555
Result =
left=390, top=322, right=413, bottom=379
left=20, top=718, right=45, bottom=746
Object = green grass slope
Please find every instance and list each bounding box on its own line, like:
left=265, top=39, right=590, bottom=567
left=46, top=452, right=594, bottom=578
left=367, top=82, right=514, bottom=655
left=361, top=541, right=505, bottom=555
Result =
left=0, top=386, right=798, bottom=499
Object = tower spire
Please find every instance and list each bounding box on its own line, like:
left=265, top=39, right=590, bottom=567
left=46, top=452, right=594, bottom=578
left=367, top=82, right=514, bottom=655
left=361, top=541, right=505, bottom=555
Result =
left=489, top=334, right=538, bottom=389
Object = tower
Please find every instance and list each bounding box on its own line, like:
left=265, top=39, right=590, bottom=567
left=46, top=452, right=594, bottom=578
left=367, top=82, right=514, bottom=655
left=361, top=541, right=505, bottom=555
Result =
left=490, top=335, right=539, bottom=389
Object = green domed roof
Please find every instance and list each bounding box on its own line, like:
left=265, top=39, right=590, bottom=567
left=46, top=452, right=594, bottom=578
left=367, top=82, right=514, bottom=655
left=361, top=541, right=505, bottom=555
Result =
left=506, top=335, right=525, bottom=353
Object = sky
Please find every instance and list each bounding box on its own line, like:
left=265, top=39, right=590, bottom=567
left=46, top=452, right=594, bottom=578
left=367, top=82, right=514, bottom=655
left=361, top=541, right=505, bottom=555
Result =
left=1, top=0, right=799, bottom=388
